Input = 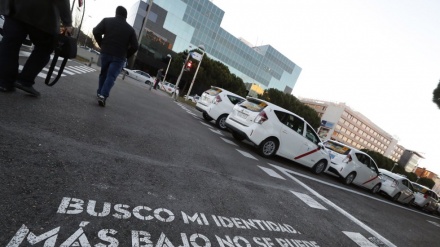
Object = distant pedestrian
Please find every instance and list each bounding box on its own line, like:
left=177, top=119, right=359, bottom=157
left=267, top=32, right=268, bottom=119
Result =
left=93, top=6, right=138, bottom=107
left=151, top=68, right=164, bottom=90
left=0, top=0, right=73, bottom=97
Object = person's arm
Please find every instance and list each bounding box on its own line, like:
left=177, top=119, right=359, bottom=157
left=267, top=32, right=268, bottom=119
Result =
left=126, top=29, right=139, bottom=58
left=57, top=0, right=73, bottom=35
left=93, top=19, right=106, bottom=47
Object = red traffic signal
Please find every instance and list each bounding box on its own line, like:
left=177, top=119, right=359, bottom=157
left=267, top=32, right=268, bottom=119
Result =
left=185, top=60, right=193, bottom=71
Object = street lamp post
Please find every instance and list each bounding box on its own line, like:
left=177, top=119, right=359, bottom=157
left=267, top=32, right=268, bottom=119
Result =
left=391, top=163, right=398, bottom=172
left=163, top=54, right=172, bottom=82
left=186, top=45, right=205, bottom=101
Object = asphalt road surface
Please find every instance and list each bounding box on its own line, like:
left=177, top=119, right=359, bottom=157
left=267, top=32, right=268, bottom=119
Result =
left=1, top=53, right=440, bottom=247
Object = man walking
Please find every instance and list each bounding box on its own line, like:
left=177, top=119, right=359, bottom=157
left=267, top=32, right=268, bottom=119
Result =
left=150, top=68, right=164, bottom=90
left=93, top=6, right=138, bottom=107
left=0, top=0, right=73, bottom=96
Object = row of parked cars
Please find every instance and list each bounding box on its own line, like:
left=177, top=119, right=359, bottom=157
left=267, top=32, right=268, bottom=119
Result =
left=195, top=86, right=440, bottom=215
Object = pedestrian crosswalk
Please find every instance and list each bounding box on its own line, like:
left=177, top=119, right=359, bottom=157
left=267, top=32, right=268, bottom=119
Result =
left=18, top=64, right=96, bottom=80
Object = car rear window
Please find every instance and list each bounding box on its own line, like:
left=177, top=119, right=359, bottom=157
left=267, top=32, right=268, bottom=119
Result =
left=324, top=141, right=351, bottom=155
left=412, top=183, right=428, bottom=194
left=204, top=88, right=222, bottom=96
left=239, top=98, right=267, bottom=112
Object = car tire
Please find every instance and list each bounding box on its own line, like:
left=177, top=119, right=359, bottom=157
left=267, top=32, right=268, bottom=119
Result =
left=202, top=112, right=213, bottom=121
left=312, top=160, right=326, bottom=174
left=258, top=137, right=278, bottom=158
left=232, top=132, right=245, bottom=141
left=371, top=183, right=381, bottom=194
left=344, top=172, right=356, bottom=185
left=216, top=114, right=228, bottom=130
left=392, top=192, right=401, bottom=202
left=407, top=198, right=415, bottom=207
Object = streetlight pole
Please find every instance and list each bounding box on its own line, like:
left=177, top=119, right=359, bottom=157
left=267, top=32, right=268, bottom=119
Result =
left=186, top=46, right=205, bottom=100
left=172, top=51, right=191, bottom=101
left=163, top=54, right=172, bottom=82
left=391, top=163, right=398, bottom=172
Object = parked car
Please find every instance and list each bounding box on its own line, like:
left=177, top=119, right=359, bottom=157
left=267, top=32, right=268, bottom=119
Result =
left=378, top=168, right=415, bottom=205
left=196, top=87, right=245, bottom=130
left=122, top=69, right=155, bottom=84
left=162, top=82, right=176, bottom=94
left=411, top=182, right=439, bottom=213
left=324, top=140, right=381, bottom=193
left=186, top=95, right=200, bottom=103
left=225, top=97, right=330, bottom=174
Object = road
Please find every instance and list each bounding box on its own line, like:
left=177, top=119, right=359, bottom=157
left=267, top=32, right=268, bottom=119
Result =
left=1, top=53, right=440, bottom=247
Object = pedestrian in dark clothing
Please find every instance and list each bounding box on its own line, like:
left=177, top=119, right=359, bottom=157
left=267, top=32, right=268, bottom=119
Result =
left=0, top=0, right=73, bottom=97
left=151, top=68, right=164, bottom=90
left=93, top=6, right=139, bottom=107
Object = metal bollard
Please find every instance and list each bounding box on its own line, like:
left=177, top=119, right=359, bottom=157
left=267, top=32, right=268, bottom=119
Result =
left=88, top=57, right=93, bottom=67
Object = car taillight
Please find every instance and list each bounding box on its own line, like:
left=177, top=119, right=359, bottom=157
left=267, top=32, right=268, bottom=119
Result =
left=424, top=193, right=429, bottom=199
left=254, top=111, right=268, bottom=124
left=213, top=95, right=222, bottom=104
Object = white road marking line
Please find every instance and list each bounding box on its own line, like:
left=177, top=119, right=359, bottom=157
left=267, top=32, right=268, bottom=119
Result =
left=427, top=220, right=440, bottom=227
left=290, top=191, right=327, bottom=210
left=41, top=67, right=66, bottom=77
left=343, top=232, right=377, bottom=247
left=19, top=65, right=47, bottom=79
left=258, top=166, right=285, bottom=180
left=186, top=110, right=197, bottom=116
left=269, top=164, right=396, bottom=247
left=66, top=66, right=84, bottom=73
left=199, top=121, right=212, bottom=128
left=236, top=149, right=258, bottom=160
left=73, top=66, right=91, bottom=73
left=209, top=128, right=224, bottom=136
left=220, top=137, right=238, bottom=146
left=55, top=66, right=75, bottom=75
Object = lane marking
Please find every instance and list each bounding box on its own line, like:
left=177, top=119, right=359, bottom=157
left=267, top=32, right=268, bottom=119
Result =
left=236, top=149, right=258, bottom=160
left=269, top=164, right=396, bottom=247
left=199, top=122, right=212, bottom=128
left=209, top=128, right=224, bottom=136
left=55, top=66, right=75, bottom=75
left=343, top=232, right=377, bottom=247
left=42, top=67, right=66, bottom=77
left=427, top=220, right=440, bottom=227
left=290, top=191, right=327, bottom=210
left=220, top=137, right=238, bottom=146
left=258, top=166, right=285, bottom=180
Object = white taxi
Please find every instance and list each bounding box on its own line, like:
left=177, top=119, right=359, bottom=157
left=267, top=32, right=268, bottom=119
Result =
left=225, top=97, right=330, bottom=174
left=324, top=140, right=381, bottom=193
left=196, top=87, right=245, bottom=130
left=378, top=168, right=415, bottom=205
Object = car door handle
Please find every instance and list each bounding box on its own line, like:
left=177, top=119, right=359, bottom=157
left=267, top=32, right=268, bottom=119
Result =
left=282, top=130, right=288, bottom=134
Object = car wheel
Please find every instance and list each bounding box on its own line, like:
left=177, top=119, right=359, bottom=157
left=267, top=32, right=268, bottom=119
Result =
left=312, top=160, right=326, bottom=174
left=216, top=114, right=228, bottom=130
left=371, top=183, right=381, bottom=194
left=344, top=172, right=356, bottom=185
left=231, top=131, right=245, bottom=141
left=258, top=137, right=278, bottom=158
left=392, top=192, right=401, bottom=201
left=407, top=198, right=415, bottom=207
left=202, top=112, right=213, bottom=121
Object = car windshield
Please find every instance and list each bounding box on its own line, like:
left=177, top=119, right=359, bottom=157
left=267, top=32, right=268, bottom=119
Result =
left=324, top=141, right=351, bottom=155
left=240, top=98, right=267, bottom=112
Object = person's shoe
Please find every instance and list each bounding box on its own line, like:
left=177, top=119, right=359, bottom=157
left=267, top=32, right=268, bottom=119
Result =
left=14, top=82, right=40, bottom=97
left=98, top=95, right=106, bottom=107
left=0, top=85, right=15, bottom=93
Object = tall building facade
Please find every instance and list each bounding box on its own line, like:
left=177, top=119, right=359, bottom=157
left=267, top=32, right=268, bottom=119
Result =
left=300, top=98, right=405, bottom=161
left=127, top=0, right=302, bottom=94
left=398, top=150, right=424, bottom=173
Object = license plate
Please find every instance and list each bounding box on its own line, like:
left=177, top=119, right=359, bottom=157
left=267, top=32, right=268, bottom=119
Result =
left=237, top=111, right=248, bottom=119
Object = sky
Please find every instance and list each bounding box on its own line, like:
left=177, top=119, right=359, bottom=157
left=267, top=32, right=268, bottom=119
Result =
left=72, top=0, right=440, bottom=175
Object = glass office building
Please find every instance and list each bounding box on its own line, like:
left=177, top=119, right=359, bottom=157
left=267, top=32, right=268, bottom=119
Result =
left=128, top=0, right=302, bottom=94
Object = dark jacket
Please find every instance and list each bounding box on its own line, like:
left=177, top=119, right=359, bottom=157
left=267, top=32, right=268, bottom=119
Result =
left=0, top=0, right=71, bottom=35
left=93, top=15, right=139, bottom=59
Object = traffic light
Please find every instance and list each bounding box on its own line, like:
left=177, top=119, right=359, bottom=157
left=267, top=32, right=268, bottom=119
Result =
left=184, top=60, right=193, bottom=71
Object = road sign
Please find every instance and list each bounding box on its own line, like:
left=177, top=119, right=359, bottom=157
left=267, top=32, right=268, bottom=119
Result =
left=190, top=52, right=203, bottom=61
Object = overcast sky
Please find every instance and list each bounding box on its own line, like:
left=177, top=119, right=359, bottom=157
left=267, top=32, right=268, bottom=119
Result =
left=75, top=0, right=440, bottom=174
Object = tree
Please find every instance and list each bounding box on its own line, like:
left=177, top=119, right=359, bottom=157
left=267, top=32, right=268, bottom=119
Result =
left=432, top=79, right=440, bottom=109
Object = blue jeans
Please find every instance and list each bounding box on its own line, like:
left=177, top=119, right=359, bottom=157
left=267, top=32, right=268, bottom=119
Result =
left=0, top=16, right=55, bottom=88
left=97, top=53, right=126, bottom=98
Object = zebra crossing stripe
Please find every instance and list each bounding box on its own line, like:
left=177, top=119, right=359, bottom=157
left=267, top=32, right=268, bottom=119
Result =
left=290, top=191, right=327, bottom=210
left=55, top=66, right=75, bottom=75
left=19, top=65, right=48, bottom=79
left=258, top=166, right=285, bottom=180
left=66, top=66, right=84, bottom=73
left=220, top=137, right=238, bottom=146
left=73, top=66, right=92, bottom=73
left=342, top=232, right=377, bottom=247
left=236, top=149, right=258, bottom=160
left=41, top=67, right=65, bottom=77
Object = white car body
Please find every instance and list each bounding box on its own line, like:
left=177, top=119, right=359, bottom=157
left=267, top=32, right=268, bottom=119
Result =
left=196, top=87, right=245, bottom=130
left=324, top=140, right=381, bottom=193
left=186, top=95, right=200, bottom=103
left=162, top=82, right=176, bottom=94
left=411, top=182, right=438, bottom=213
left=225, top=97, right=330, bottom=174
left=378, top=168, right=415, bottom=204
left=123, top=69, right=155, bottom=84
